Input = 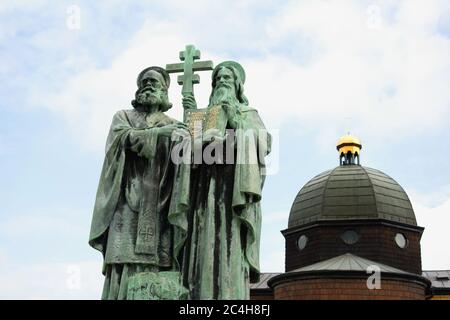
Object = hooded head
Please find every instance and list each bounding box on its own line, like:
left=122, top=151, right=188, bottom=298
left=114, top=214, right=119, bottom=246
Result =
left=209, top=61, right=248, bottom=107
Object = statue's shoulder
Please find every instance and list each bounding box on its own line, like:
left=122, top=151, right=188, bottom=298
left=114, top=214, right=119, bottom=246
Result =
left=109, top=109, right=131, bottom=123
left=113, top=108, right=179, bottom=126
left=147, top=111, right=178, bottom=127
left=160, top=113, right=179, bottom=124
left=110, top=109, right=143, bottom=127
left=111, top=108, right=133, bottom=119
left=119, top=108, right=148, bottom=123
left=121, top=108, right=138, bottom=118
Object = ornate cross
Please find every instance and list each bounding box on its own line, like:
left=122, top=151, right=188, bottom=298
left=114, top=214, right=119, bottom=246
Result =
left=166, top=44, right=213, bottom=97
left=138, top=226, right=154, bottom=242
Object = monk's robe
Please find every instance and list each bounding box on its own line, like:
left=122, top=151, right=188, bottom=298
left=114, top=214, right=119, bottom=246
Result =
left=182, top=105, right=271, bottom=299
left=89, top=108, right=188, bottom=299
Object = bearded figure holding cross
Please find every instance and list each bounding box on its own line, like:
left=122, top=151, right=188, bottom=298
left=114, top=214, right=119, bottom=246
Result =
left=180, top=61, right=271, bottom=299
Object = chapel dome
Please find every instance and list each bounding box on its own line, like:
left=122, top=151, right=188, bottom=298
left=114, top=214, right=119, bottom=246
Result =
left=288, top=165, right=417, bottom=228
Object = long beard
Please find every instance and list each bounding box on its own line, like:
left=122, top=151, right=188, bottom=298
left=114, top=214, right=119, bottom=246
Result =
left=136, top=87, right=164, bottom=108
left=209, top=85, right=239, bottom=107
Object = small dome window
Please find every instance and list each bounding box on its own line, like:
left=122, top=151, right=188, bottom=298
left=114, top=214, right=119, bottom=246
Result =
left=395, top=233, right=408, bottom=249
left=341, top=230, right=360, bottom=245
left=297, top=235, right=308, bottom=251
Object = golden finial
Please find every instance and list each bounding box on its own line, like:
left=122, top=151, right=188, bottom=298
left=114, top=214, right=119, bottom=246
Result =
left=337, top=133, right=362, bottom=165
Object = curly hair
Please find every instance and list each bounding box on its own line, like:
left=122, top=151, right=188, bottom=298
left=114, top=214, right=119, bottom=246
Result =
left=131, top=66, right=172, bottom=111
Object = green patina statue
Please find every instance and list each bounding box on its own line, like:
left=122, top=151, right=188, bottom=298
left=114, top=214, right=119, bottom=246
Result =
left=89, top=66, right=189, bottom=299
left=89, top=45, right=270, bottom=300
left=178, top=60, right=271, bottom=299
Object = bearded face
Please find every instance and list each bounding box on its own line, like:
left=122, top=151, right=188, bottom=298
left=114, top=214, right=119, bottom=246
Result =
left=209, top=67, right=239, bottom=107
left=135, top=70, right=169, bottom=110
left=136, top=85, right=166, bottom=106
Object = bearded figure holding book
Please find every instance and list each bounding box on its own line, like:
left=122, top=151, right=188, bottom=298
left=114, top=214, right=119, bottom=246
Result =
left=181, top=61, right=271, bottom=299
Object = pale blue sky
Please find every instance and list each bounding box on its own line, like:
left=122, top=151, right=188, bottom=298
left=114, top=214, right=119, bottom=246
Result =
left=0, top=0, right=449, bottom=299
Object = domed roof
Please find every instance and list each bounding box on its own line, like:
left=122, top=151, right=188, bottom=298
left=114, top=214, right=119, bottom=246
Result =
left=288, top=165, right=417, bottom=228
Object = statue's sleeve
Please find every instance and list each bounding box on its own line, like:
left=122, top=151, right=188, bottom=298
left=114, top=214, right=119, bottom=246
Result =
left=245, top=109, right=271, bottom=159
left=232, top=108, right=271, bottom=282
left=168, top=161, right=190, bottom=270
left=232, top=108, right=271, bottom=206
left=88, top=110, right=158, bottom=254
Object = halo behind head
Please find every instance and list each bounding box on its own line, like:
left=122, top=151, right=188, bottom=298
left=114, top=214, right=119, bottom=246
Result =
left=212, top=61, right=246, bottom=84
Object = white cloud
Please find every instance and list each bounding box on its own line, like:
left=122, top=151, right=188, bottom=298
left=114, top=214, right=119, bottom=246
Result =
left=34, top=0, right=450, bottom=154
left=263, top=210, right=289, bottom=224
left=0, top=206, right=88, bottom=238
left=0, top=0, right=46, bottom=14
left=0, top=204, right=104, bottom=299
left=260, top=210, right=289, bottom=272
left=410, top=185, right=450, bottom=208
left=37, top=19, right=226, bottom=151
left=251, top=0, right=450, bottom=143
left=261, top=250, right=285, bottom=273
left=0, top=248, right=8, bottom=266
left=0, top=136, right=6, bottom=156
left=410, top=190, right=450, bottom=270
left=0, top=257, right=103, bottom=299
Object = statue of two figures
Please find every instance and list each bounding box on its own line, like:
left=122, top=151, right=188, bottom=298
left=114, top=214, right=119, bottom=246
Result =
left=89, top=45, right=271, bottom=300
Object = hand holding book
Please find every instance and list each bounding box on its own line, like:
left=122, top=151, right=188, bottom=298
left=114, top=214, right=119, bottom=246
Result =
left=222, top=103, right=239, bottom=129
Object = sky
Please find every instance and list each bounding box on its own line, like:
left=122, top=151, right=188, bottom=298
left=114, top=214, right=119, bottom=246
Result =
left=0, top=0, right=449, bottom=299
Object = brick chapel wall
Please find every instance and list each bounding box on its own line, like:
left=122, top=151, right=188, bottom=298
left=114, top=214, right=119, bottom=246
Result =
left=285, top=223, right=422, bottom=274
left=273, top=278, right=427, bottom=300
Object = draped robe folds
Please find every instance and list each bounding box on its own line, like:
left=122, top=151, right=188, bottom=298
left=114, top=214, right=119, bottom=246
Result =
left=88, top=108, right=188, bottom=300
left=181, top=106, right=271, bottom=300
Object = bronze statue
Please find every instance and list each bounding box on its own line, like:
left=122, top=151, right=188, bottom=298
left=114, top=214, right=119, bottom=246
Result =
left=180, top=61, right=271, bottom=299
left=89, top=66, right=188, bottom=299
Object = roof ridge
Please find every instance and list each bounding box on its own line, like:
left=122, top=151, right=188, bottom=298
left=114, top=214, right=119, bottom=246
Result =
left=291, top=253, right=410, bottom=274
left=289, top=165, right=417, bottom=228
left=320, top=166, right=340, bottom=218
left=361, top=165, right=379, bottom=219
left=364, top=166, right=417, bottom=225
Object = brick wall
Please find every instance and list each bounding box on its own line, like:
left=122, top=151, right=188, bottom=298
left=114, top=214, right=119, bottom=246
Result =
left=285, top=223, right=422, bottom=274
left=274, top=278, right=426, bottom=300
left=250, top=291, right=274, bottom=300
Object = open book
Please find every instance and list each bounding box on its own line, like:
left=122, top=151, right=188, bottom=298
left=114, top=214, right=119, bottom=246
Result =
left=184, top=105, right=227, bottom=140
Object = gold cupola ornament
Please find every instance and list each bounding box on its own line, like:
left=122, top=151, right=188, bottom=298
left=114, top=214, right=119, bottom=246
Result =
left=337, top=133, right=362, bottom=165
